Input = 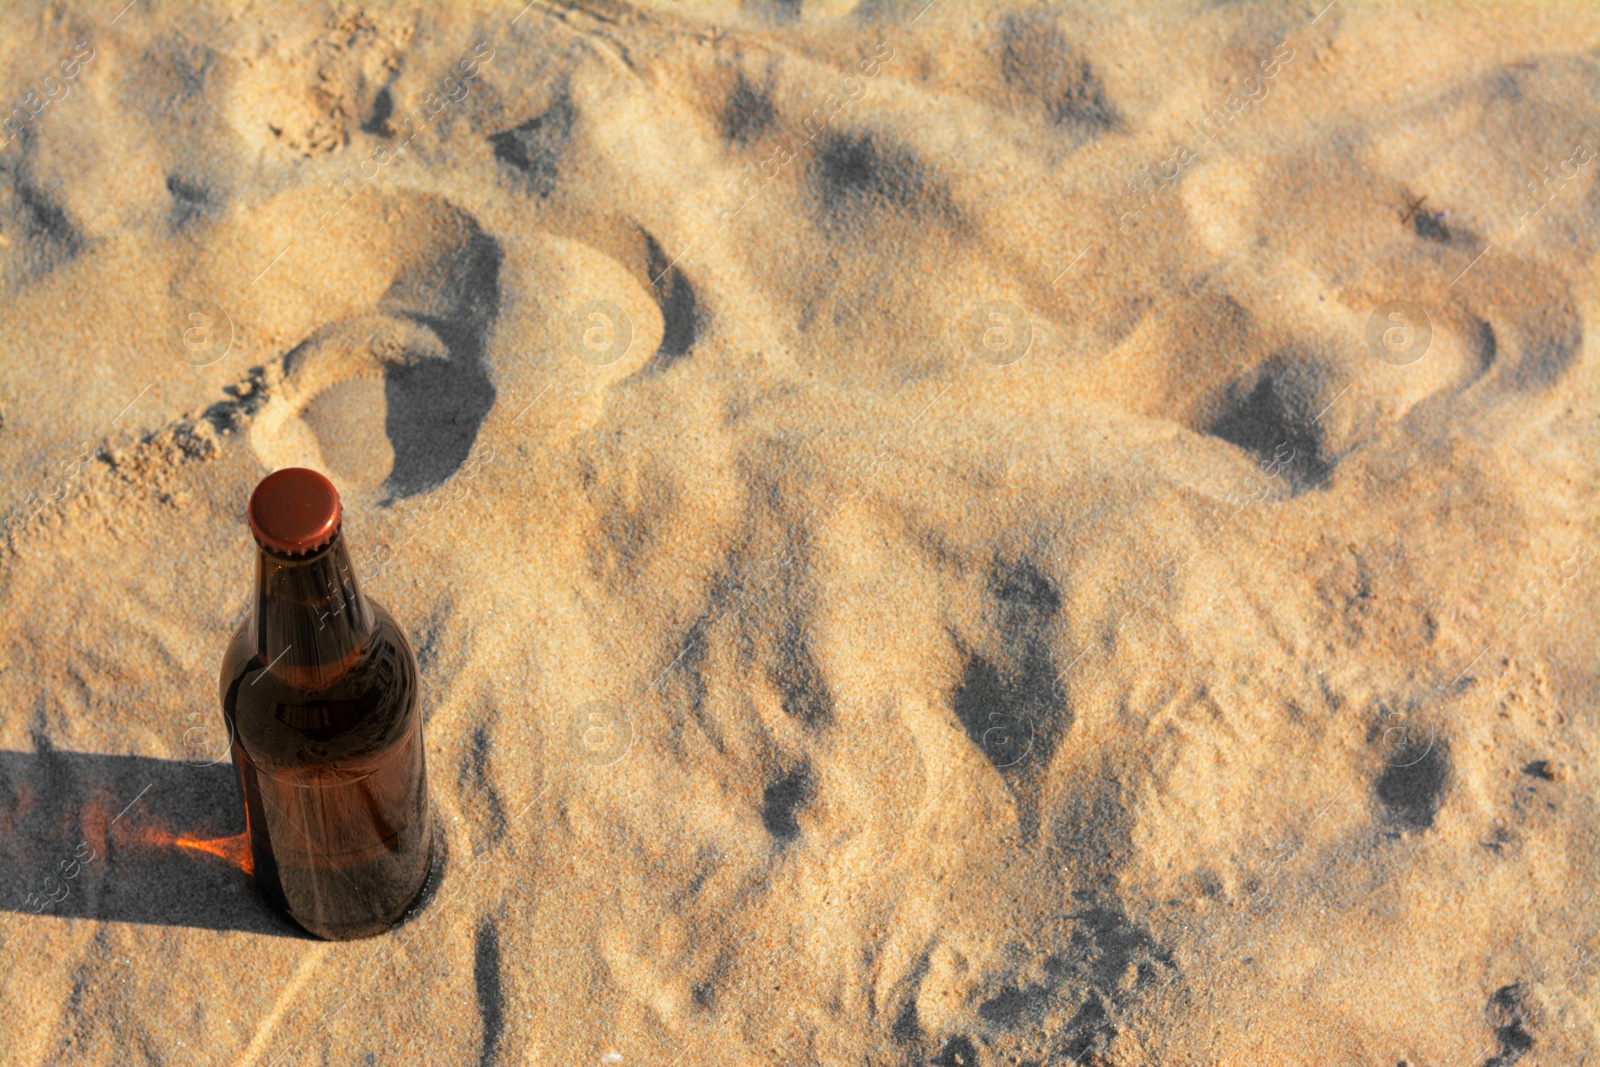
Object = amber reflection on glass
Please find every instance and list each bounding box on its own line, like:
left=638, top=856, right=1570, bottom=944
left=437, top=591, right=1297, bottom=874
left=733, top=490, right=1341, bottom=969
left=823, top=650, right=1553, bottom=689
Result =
left=220, top=528, right=432, bottom=940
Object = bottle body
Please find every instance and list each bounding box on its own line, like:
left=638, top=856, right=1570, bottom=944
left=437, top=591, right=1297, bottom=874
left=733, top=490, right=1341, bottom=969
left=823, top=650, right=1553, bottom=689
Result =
left=219, top=528, right=432, bottom=940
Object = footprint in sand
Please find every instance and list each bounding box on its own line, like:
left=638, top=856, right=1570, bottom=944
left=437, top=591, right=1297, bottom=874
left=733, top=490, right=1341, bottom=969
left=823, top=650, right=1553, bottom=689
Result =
left=238, top=140, right=684, bottom=496
left=245, top=193, right=500, bottom=503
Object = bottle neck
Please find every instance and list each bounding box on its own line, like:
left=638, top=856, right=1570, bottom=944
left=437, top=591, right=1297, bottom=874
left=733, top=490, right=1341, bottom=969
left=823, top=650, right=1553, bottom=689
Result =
left=253, top=531, right=375, bottom=690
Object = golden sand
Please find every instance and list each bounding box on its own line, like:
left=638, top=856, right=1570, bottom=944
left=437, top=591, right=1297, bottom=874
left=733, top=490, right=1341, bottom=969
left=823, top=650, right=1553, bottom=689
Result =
left=0, top=1, right=1596, bottom=1062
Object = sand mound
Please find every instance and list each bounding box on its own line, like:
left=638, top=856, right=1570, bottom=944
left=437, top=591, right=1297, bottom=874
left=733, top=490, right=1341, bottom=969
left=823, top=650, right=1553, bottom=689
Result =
left=1, top=1, right=1596, bottom=1063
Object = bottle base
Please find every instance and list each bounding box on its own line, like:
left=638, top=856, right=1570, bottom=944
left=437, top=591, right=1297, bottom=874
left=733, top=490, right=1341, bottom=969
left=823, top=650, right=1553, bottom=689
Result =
left=275, top=820, right=438, bottom=942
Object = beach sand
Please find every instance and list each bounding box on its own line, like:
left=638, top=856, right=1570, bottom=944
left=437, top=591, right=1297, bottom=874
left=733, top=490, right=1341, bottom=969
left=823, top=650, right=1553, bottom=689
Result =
left=0, top=1, right=1597, bottom=1063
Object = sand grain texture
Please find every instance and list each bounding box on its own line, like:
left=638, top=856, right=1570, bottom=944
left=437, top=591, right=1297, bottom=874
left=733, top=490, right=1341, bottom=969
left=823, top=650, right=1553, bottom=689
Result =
left=0, top=1, right=1597, bottom=1064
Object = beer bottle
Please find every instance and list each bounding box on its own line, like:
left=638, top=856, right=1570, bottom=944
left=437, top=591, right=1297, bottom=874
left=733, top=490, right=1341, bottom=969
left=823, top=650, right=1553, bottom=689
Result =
left=219, top=468, right=432, bottom=939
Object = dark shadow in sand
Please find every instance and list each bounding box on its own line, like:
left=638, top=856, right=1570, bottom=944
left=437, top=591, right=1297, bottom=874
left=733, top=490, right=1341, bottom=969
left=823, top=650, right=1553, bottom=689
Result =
left=381, top=228, right=502, bottom=501
left=0, top=746, right=307, bottom=937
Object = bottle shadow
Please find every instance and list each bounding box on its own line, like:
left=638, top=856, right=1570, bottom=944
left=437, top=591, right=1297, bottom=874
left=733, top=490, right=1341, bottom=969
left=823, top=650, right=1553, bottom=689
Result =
left=0, top=747, right=309, bottom=938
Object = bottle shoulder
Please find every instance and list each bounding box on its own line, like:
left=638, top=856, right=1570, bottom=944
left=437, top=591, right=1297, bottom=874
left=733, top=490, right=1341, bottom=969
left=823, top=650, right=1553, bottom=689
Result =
left=220, top=622, right=255, bottom=702
left=221, top=603, right=420, bottom=772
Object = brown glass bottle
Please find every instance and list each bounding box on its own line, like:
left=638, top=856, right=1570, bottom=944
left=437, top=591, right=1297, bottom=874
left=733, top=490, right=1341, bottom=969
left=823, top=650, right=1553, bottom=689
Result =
left=219, top=468, right=432, bottom=939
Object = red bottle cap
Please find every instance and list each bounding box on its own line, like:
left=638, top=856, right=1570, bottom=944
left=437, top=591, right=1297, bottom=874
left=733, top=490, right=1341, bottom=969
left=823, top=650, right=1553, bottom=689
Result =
left=248, top=468, right=342, bottom=556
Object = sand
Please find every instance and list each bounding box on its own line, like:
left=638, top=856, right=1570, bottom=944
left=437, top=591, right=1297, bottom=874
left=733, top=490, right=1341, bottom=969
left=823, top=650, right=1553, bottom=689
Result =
left=0, top=0, right=1597, bottom=1063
